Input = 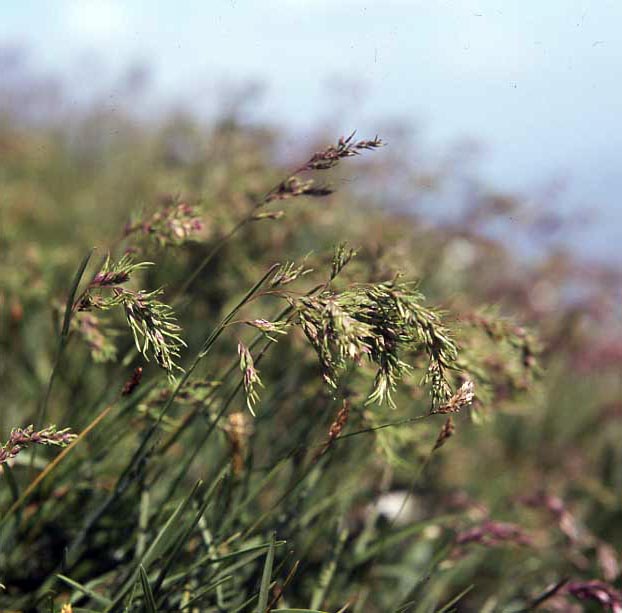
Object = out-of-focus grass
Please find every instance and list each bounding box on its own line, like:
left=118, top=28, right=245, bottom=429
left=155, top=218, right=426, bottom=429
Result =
left=0, top=99, right=621, bottom=613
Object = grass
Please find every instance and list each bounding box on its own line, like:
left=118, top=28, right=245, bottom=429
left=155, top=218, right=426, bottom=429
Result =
left=0, top=103, right=621, bottom=612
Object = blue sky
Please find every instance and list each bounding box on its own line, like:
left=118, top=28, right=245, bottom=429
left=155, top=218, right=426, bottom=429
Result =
left=1, top=1, right=620, bottom=260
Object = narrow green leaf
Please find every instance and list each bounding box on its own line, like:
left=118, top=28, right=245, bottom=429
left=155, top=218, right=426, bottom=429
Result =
left=434, top=585, right=474, bottom=613
left=257, top=531, right=276, bottom=613
left=62, top=249, right=94, bottom=339
left=230, top=593, right=258, bottom=613
left=124, top=577, right=139, bottom=613
left=162, top=540, right=286, bottom=590
left=139, top=565, right=157, bottom=613
left=310, top=523, right=349, bottom=610
left=142, top=480, right=202, bottom=568
left=56, top=574, right=112, bottom=607
left=179, top=576, right=233, bottom=610
left=272, top=609, right=332, bottom=612
left=153, top=477, right=221, bottom=596
left=393, top=544, right=453, bottom=612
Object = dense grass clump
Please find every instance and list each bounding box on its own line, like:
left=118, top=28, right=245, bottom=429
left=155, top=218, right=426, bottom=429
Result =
left=0, top=109, right=621, bottom=612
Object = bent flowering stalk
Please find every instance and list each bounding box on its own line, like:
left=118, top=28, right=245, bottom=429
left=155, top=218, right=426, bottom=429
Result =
left=263, top=177, right=334, bottom=202
left=295, top=132, right=384, bottom=173
left=177, top=134, right=383, bottom=298
left=0, top=425, right=77, bottom=465
left=87, top=254, right=152, bottom=289
left=264, top=133, right=384, bottom=204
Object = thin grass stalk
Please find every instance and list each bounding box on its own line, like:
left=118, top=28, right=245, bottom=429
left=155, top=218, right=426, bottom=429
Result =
left=29, top=250, right=93, bottom=476
left=434, top=585, right=475, bottom=613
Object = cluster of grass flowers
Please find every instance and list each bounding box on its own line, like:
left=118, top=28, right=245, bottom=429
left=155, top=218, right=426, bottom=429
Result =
left=75, top=254, right=186, bottom=375
left=0, top=425, right=76, bottom=466
left=1, top=102, right=621, bottom=613
left=293, top=279, right=459, bottom=409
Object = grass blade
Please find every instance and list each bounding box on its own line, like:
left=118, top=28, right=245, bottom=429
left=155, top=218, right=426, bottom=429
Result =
left=104, top=480, right=202, bottom=612
left=153, top=475, right=223, bottom=597
left=435, top=585, right=474, bottom=613
left=139, top=565, right=157, bottom=613
left=56, top=574, right=112, bottom=607
left=179, top=576, right=233, bottom=610
left=272, top=610, right=332, bottom=613
left=310, top=523, right=348, bottom=610
left=257, top=531, right=277, bottom=613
